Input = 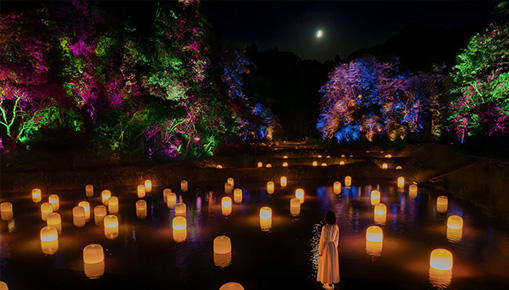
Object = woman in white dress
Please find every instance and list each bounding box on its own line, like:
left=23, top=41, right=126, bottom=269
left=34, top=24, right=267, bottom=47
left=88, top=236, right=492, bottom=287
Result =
left=317, top=211, right=340, bottom=289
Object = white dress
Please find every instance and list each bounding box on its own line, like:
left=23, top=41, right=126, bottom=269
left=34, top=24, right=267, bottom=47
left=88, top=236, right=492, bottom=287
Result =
left=317, top=224, right=340, bottom=284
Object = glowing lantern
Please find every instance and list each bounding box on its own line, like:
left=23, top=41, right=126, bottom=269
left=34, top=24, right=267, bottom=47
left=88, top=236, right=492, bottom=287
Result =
left=40, top=226, right=58, bottom=255
left=136, top=200, right=147, bottom=219
left=333, top=181, right=341, bottom=194
left=0, top=202, right=13, bottom=221
left=429, top=249, right=453, bottom=288
left=94, top=205, right=107, bottom=225
left=234, top=188, right=243, bottom=203
left=397, top=177, right=405, bottom=188
left=163, top=188, right=172, bottom=203
left=175, top=202, right=186, bottom=217
left=374, top=204, right=387, bottom=225
left=282, top=162, right=289, bottom=167
left=219, top=282, right=244, bottom=290
left=181, top=180, right=188, bottom=192
left=224, top=183, right=233, bottom=195
left=172, top=216, right=187, bottom=242
left=447, top=215, right=463, bottom=230
left=318, top=154, right=322, bottom=158
left=283, top=155, right=288, bottom=159
left=216, top=165, right=223, bottom=169
left=83, top=244, right=104, bottom=264
left=341, top=154, right=345, bottom=158
left=104, top=215, right=119, bottom=239
left=257, top=162, right=263, bottom=168
left=167, top=192, right=177, bottom=208
left=41, top=202, right=53, bottom=221
left=73, top=206, right=86, bottom=227
left=437, top=196, right=448, bottom=213
left=409, top=184, right=418, bottom=199
left=370, top=190, right=381, bottom=206
left=108, top=196, right=119, bottom=214
left=385, top=154, right=392, bottom=158
left=144, top=179, right=152, bottom=192
left=259, top=207, right=272, bottom=231
left=78, top=201, right=91, bottom=220
left=0, top=281, right=8, bottom=290
left=366, top=226, right=383, bottom=257
left=321, top=163, right=327, bottom=167
left=327, top=155, right=331, bottom=158
left=101, top=190, right=111, bottom=205
left=222, top=196, right=232, bottom=216
left=312, top=161, right=318, bottom=167
left=227, top=177, right=234, bottom=188
left=381, top=163, right=388, bottom=169
left=32, top=188, right=42, bottom=203
left=280, top=176, right=287, bottom=187
left=295, top=188, right=305, bottom=204
left=86, top=184, right=94, bottom=197
left=290, top=197, right=301, bottom=216
left=267, top=181, right=275, bottom=194
left=213, top=235, right=232, bottom=254
left=266, top=163, right=272, bottom=168
left=137, top=185, right=146, bottom=198
left=446, top=215, right=463, bottom=243
left=47, top=194, right=59, bottom=211
left=345, top=176, right=352, bottom=187
left=339, top=161, right=345, bottom=166
left=46, top=212, right=62, bottom=234
left=396, top=166, right=402, bottom=170
left=350, top=155, right=354, bottom=158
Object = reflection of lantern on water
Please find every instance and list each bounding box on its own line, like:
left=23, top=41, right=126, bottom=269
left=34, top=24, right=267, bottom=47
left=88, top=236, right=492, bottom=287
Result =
left=290, top=198, right=301, bottom=216
left=213, top=235, right=231, bottom=254
left=224, top=183, right=233, bottom=194
left=370, top=190, right=381, bottom=206
left=267, top=181, right=275, bottom=194
left=167, top=192, right=177, bottom=208
left=409, top=184, right=418, bottom=199
left=0, top=202, right=13, bottom=221
left=48, top=194, right=59, bottom=211
left=137, top=185, right=146, bottom=198
left=280, top=176, right=287, bottom=187
left=101, top=190, right=111, bottom=205
left=333, top=181, right=342, bottom=194
left=397, top=177, right=405, bottom=188
left=257, top=162, right=263, bottom=168
left=172, top=216, right=187, bottom=242
left=144, top=179, right=152, bottom=192
left=266, top=163, right=272, bottom=168
left=366, top=226, right=383, bottom=257
left=260, top=207, right=272, bottom=231
left=40, top=226, right=58, bottom=255
left=374, top=204, right=387, bottom=225
left=382, top=163, right=388, bottom=169
left=104, top=215, right=119, bottom=239
left=447, top=215, right=463, bottom=243
left=234, top=188, right=243, bottom=203
left=73, top=206, right=86, bottom=227
left=86, top=184, right=94, bottom=197
left=345, top=176, right=352, bottom=187
left=227, top=177, right=234, bottom=188
left=78, top=201, right=91, bottom=220
left=437, top=196, right=448, bottom=213
left=108, top=196, right=119, bottom=214
left=181, top=180, right=188, bottom=192
left=32, top=188, right=42, bottom=203
left=339, top=161, right=345, bottom=166
left=83, top=244, right=105, bottom=279
left=429, top=249, right=453, bottom=288
left=312, top=161, right=318, bottom=167
left=175, top=202, right=186, bottom=217
left=136, top=200, right=147, bottom=219
left=94, top=205, right=107, bottom=225
left=295, top=188, right=305, bottom=204
left=46, top=212, right=62, bottom=234
left=222, top=197, right=232, bottom=216
left=219, top=282, right=244, bottom=290
left=41, top=202, right=53, bottom=221
left=214, top=252, right=232, bottom=268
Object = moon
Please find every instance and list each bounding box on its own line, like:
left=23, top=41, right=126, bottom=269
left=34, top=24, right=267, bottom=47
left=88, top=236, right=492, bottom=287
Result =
left=316, top=29, right=323, bottom=38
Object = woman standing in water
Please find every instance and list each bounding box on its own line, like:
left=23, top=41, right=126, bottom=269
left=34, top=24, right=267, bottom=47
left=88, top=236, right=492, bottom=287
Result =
left=317, top=211, right=340, bottom=289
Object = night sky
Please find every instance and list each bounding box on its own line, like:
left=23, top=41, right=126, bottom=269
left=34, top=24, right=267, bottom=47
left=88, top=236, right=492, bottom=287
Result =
left=201, top=0, right=498, bottom=62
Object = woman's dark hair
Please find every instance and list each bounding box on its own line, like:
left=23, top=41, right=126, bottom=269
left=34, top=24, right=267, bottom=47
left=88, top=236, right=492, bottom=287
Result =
left=324, top=211, right=336, bottom=225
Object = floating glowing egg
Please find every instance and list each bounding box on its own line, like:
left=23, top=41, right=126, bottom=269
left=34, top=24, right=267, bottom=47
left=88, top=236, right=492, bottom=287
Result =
left=224, top=183, right=233, bottom=195
left=94, top=205, right=107, bottom=225
left=312, top=161, right=318, bottom=167
left=0, top=202, right=13, bottom=221
left=137, top=185, right=146, bottom=198
left=108, top=196, right=119, bottom=214
left=213, top=235, right=232, bottom=254
left=290, top=197, right=301, bottom=217
left=163, top=188, right=172, bottom=203
left=280, top=176, right=287, bottom=187
left=40, top=226, right=58, bottom=255
left=282, top=162, right=288, bottom=167
left=101, top=190, right=111, bottom=205
left=295, top=188, right=305, bottom=204
left=172, top=216, right=187, bottom=242
left=257, top=162, right=263, bottom=168
left=382, top=163, right=388, bottom=169
left=345, top=176, right=352, bottom=187
left=266, top=163, right=272, bottom=168
left=267, top=181, right=275, bottom=194
left=437, top=196, right=448, bottom=213
left=409, top=184, right=418, bottom=198
left=259, top=207, right=272, bottom=231
left=136, top=200, right=147, bottom=219
left=104, top=215, right=119, bottom=239
left=181, top=180, right=188, bottom=192
left=219, top=282, right=244, bottom=290
left=175, top=202, right=186, bottom=217
left=222, top=196, right=232, bottom=216
left=32, top=188, right=42, bottom=203
left=144, top=179, right=152, bottom=192
left=46, top=212, right=62, bottom=233
left=397, top=177, right=405, bottom=188
left=233, top=188, right=243, bottom=203
left=339, top=161, right=345, bottom=166
left=78, top=201, right=91, bottom=220
left=167, top=192, right=177, bottom=208
left=370, top=190, right=381, bottom=206
left=86, top=184, right=94, bottom=197
left=73, top=206, right=86, bottom=227
left=366, top=226, right=383, bottom=257
left=83, top=244, right=104, bottom=264
left=41, top=202, right=53, bottom=221
left=374, top=204, right=387, bottom=225
left=48, top=194, right=59, bottom=211
left=333, top=181, right=341, bottom=194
